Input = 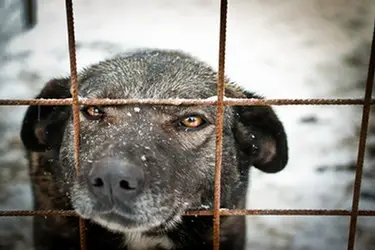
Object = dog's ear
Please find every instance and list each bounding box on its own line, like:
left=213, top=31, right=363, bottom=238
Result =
left=20, top=78, right=71, bottom=152
left=232, top=91, right=288, bottom=173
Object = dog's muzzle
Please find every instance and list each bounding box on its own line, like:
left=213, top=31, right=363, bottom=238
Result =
left=86, top=157, right=145, bottom=209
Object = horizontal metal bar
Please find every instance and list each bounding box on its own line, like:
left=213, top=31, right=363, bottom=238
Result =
left=189, top=209, right=375, bottom=216
left=1, top=209, right=374, bottom=217
left=0, top=210, right=77, bottom=217
left=0, top=98, right=374, bottom=106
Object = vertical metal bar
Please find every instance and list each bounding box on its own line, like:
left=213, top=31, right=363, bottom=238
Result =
left=213, top=0, right=228, bottom=250
left=24, top=0, right=37, bottom=29
left=347, top=19, right=375, bottom=250
left=65, top=1, right=87, bottom=249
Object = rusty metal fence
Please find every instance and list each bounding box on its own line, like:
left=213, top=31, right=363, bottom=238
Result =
left=0, top=1, right=375, bottom=250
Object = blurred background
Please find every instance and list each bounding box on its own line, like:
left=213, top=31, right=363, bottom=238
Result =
left=0, top=0, right=374, bottom=249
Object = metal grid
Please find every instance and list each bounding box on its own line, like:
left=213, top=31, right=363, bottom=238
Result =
left=0, top=0, right=375, bottom=250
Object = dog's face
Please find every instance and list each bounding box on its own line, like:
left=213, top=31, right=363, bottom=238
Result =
left=21, top=49, right=288, bottom=234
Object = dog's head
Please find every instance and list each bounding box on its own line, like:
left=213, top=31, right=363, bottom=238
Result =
left=21, top=49, right=288, bottom=234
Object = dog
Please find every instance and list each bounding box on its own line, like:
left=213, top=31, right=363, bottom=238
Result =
left=20, top=49, right=288, bottom=250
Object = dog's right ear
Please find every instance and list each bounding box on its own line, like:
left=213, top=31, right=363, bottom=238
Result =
left=20, top=78, right=71, bottom=152
left=232, top=91, right=288, bottom=173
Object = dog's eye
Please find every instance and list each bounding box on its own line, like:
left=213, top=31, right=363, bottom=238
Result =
left=81, top=106, right=105, bottom=120
left=179, top=115, right=206, bottom=129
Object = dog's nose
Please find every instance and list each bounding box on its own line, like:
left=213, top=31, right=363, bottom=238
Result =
left=88, top=158, right=144, bottom=203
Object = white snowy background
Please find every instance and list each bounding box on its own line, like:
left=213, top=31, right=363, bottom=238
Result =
left=0, top=0, right=375, bottom=249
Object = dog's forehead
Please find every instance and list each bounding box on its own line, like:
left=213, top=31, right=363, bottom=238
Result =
left=77, top=50, right=220, bottom=99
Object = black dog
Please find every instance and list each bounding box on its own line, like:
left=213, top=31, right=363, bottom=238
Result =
left=20, top=49, right=288, bottom=250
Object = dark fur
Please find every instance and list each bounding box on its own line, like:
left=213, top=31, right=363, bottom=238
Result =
left=20, top=49, right=288, bottom=250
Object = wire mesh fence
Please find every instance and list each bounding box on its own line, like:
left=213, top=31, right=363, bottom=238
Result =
left=0, top=1, right=374, bottom=250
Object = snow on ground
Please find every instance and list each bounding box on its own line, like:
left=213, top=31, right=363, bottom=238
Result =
left=0, top=0, right=375, bottom=249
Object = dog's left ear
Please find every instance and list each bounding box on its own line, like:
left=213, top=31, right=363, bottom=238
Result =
left=20, top=78, right=71, bottom=152
left=232, top=92, right=288, bottom=173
